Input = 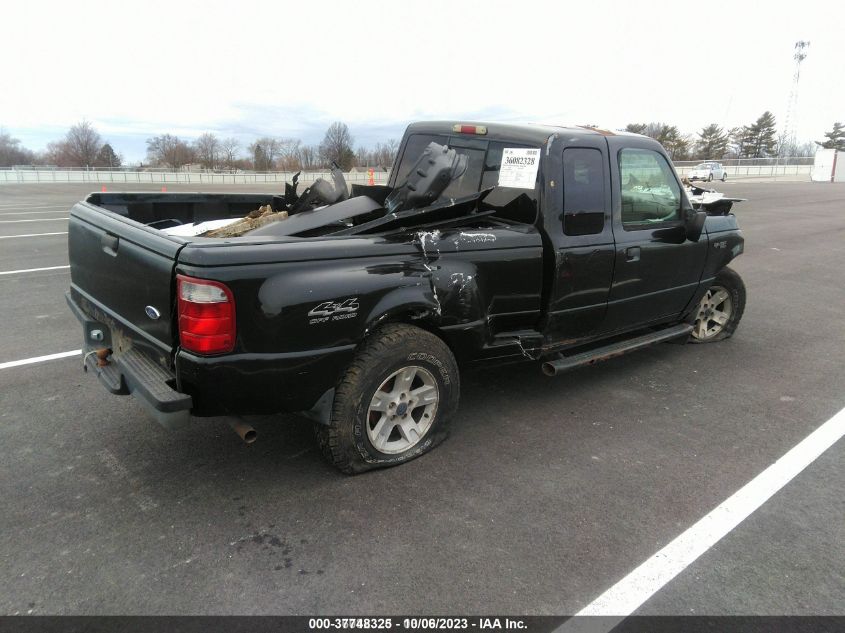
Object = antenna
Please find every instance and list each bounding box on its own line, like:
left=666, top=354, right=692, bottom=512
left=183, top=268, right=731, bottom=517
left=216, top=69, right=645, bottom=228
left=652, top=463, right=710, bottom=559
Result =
left=781, top=40, right=810, bottom=155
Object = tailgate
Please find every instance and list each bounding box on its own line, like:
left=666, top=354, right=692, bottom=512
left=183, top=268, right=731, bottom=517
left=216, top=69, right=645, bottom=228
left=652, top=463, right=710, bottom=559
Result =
left=68, top=201, right=185, bottom=357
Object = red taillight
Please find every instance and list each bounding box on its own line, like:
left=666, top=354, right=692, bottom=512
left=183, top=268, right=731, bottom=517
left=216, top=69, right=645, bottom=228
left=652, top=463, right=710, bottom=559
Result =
left=176, top=275, right=236, bottom=354
left=452, top=124, right=487, bottom=135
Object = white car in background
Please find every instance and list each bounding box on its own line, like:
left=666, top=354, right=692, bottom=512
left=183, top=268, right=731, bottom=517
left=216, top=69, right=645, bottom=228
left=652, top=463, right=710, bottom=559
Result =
left=689, top=162, right=727, bottom=182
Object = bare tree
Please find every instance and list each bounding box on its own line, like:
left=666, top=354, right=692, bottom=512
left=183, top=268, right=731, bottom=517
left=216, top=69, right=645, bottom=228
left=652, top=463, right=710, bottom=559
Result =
left=42, top=140, right=69, bottom=166
left=0, top=129, right=35, bottom=167
left=355, top=146, right=371, bottom=167
left=374, top=139, right=399, bottom=168
left=146, top=134, right=193, bottom=168
left=299, top=145, right=319, bottom=169
left=276, top=138, right=302, bottom=171
left=249, top=137, right=284, bottom=171
left=220, top=137, right=240, bottom=168
left=50, top=120, right=104, bottom=167
left=193, top=133, right=220, bottom=170
left=319, top=122, right=355, bottom=169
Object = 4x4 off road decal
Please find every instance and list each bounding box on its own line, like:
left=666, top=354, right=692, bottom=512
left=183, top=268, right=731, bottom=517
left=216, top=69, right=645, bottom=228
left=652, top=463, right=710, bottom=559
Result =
left=308, top=298, right=359, bottom=324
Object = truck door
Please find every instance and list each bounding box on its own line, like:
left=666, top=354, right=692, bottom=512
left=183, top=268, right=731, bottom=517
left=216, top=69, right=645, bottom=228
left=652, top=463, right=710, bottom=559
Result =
left=603, top=138, right=707, bottom=332
left=543, top=139, right=615, bottom=343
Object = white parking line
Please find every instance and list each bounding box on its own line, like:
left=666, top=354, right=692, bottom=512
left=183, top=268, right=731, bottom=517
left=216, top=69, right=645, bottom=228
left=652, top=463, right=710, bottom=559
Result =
left=0, top=265, right=70, bottom=276
left=0, top=210, right=70, bottom=216
left=559, top=405, right=845, bottom=627
left=0, top=350, right=81, bottom=370
left=0, top=232, right=68, bottom=239
left=0, top=217, right=69, bottom=224
left=0, top=204, right=68, bottom=210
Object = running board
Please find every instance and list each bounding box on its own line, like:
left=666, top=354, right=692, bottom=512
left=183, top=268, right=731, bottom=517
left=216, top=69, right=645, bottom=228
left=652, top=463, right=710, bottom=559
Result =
left=541, top=324, right=693, bottom=376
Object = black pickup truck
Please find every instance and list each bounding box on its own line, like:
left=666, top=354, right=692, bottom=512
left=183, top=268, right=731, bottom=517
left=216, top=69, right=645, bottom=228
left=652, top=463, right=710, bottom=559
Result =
left=67, top=121, right=745, bottom=473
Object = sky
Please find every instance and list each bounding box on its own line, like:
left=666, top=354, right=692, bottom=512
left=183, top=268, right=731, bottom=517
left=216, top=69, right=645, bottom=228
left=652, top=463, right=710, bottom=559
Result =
left=1, top=0, right=842, bottom=163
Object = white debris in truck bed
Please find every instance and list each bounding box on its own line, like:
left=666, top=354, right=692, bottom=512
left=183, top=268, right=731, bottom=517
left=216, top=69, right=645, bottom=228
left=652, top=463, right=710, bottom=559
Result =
left=162, top=218, right=241, bottom=237
left=160, top=205, right=290, bottom=238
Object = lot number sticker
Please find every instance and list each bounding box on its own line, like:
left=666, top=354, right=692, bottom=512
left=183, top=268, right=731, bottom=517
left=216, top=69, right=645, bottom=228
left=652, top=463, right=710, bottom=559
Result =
left=498, top=147, right=540, bottom=189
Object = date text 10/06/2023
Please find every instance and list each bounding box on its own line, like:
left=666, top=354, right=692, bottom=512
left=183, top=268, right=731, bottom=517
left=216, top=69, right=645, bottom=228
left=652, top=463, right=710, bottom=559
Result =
left=308, top=618, right=528, bottom=630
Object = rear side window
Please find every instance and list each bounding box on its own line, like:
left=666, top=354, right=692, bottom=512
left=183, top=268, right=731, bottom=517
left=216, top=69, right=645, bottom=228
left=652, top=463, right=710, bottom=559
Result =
left=392, top=135, right=539, bottom=223
left=563, top=148, right=605, bottom=236
left=392, top=134, right=447, bottom=186
left=442, top=147, right=485, bottom=198
left=393, top=134, right=485, bottom=199
left=619, top=148, right=681, bottom=227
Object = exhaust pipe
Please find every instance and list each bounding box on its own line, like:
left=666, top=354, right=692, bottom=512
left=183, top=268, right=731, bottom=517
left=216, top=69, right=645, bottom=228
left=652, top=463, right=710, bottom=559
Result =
left=228, top=419, right=257, bottom=444
left=541, top=361, right=558, bottom=377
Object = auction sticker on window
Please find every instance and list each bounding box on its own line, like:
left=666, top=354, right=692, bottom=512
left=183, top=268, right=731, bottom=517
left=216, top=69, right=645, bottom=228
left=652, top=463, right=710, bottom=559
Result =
left=498, top=147, right=540, bottom=189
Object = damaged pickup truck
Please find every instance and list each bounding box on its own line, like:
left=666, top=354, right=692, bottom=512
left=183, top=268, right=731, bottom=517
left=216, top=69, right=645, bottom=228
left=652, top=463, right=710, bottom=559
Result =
left=67, top=121, right=746, bottom=473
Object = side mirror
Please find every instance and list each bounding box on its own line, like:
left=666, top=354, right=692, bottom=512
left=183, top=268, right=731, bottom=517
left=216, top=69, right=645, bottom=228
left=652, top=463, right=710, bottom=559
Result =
left=684, top=208, right=706, bottom=242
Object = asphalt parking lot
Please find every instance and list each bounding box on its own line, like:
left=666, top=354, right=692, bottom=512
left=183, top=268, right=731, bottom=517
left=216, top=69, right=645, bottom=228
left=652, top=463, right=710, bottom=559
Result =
left=0, top=180, right=843, bottom=616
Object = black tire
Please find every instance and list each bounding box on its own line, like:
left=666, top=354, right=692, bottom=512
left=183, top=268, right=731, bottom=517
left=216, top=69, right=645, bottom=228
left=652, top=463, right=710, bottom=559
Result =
left=721, top=172, right=727, bottom=182
left=690, top=266, right=746, bottom=343
left=315, top=324, right=460, bottom=474
left=707, top=173, right=713, bottom=182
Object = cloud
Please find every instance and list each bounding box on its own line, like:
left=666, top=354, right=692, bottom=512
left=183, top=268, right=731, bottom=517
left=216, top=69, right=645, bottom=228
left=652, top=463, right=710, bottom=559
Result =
left=2, top=0, right=842, bottom=161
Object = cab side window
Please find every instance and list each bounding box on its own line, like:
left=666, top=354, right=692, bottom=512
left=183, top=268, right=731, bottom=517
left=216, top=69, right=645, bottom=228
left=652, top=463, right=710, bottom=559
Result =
left=619, top=148, right=681, bottom=227
left=563, top=148, right=605, bottom=236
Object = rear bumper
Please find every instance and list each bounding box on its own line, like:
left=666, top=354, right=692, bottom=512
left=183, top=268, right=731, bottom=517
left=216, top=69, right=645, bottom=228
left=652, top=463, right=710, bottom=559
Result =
left=67, top=290, right=355, bottom=421
left=66, top=292, right=193, bottom=430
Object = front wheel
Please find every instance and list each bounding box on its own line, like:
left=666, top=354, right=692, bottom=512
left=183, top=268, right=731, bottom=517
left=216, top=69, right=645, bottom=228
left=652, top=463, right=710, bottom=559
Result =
left=315, top=324, right=460, bottom=474
left=721, top=172, right=727, bottom=181
left=707, top=173, right=713, bottom=182
left=691, top=267, right=746, bottom=342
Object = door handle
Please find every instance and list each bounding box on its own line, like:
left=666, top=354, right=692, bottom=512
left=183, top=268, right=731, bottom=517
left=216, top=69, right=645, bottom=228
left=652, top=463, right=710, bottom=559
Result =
left=101, top=233, right=119, bottom=256
left=626, top=246, right=640, bottom=262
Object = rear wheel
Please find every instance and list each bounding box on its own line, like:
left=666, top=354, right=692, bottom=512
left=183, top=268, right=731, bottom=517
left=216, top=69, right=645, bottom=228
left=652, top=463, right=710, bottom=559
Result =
left=691, top=267, right=746, bottom=342
left=315, top=324, right=460, bottom=474
left=721, top=172, right=727, bottom=181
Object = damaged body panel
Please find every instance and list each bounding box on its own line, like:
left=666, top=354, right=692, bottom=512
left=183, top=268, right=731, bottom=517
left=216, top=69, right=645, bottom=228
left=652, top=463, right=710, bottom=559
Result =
left=683, top=181, right=746, bottom=215
left=67, top=120, right=745, bottom=451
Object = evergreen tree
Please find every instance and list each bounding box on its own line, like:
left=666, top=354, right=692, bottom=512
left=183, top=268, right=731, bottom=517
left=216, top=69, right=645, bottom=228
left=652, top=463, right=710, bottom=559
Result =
left=696, top=124, right=728, bottom=159
left=818, top=122, right=845, bottom=150
left=624, top=123, right=647, bottom=135
left=742, top=111, right=778, bottom=158
left=96, top=143, right=121, bottom=168
left=655, top=125, right=688, bottom=159
left=252, top=142, right=271, bottom=171
left=727, top=127, right=746, bottom=158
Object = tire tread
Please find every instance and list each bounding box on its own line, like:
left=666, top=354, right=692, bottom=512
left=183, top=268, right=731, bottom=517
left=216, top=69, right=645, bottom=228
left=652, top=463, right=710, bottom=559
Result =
left=315, top=324, right=456, bottom=474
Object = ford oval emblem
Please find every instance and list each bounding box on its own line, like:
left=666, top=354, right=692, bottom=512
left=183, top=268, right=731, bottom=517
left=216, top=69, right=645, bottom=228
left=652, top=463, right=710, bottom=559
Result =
left=145, top=306, right=161, bottom=320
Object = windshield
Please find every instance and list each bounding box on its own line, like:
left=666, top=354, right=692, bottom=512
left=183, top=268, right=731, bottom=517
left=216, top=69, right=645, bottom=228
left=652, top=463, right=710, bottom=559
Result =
left=694, top=163, right=710, bottom=170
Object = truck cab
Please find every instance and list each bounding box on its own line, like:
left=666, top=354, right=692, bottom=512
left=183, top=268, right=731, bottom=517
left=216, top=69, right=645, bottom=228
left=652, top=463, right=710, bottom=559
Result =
left=389, top=122, right=741, bottom=357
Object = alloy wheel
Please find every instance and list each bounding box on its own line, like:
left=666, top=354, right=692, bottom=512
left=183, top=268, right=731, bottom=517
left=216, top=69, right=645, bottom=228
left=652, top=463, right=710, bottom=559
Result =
left=366, top=366, right=439, bottom=454
left=693, top=286, right=733, bottom=340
